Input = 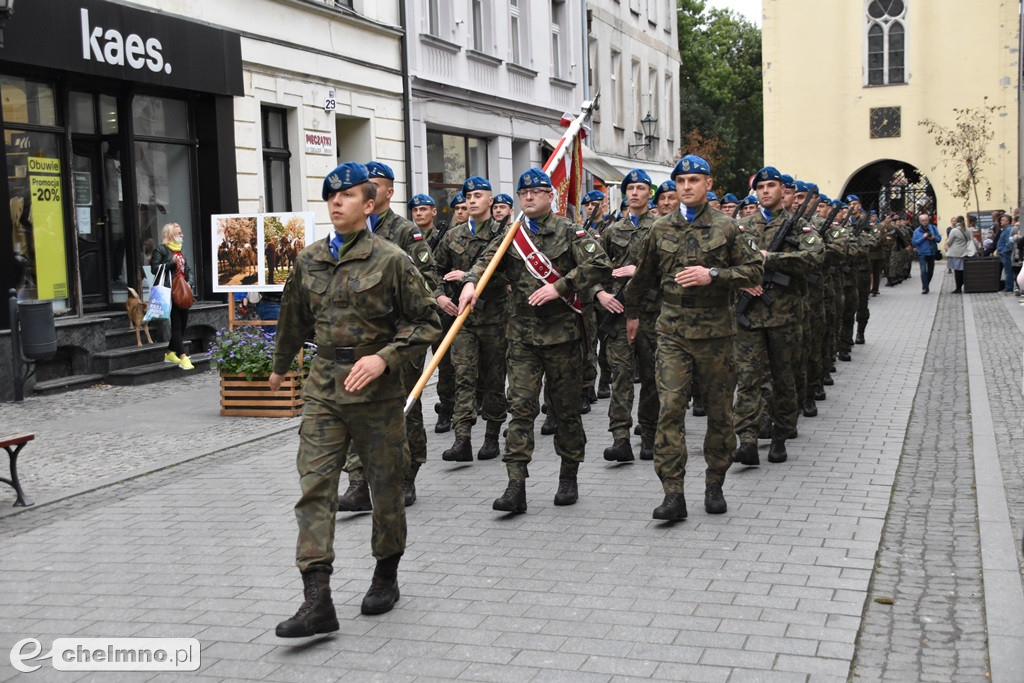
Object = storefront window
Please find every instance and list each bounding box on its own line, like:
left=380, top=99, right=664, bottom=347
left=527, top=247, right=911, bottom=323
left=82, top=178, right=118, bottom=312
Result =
left=262, top=106, right=292, bottom=212
left=6, top=130, right=70, bottom=306
left=135, top=141, right=194, bottom=292
left=1, top=76, right=57, bottom=127
left=132, top=95, right=188, bottom=139
left=426, top=130, right=489, bottom=221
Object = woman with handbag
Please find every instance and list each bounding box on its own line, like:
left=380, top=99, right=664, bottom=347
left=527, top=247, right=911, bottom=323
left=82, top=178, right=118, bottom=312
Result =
left=150, top=222, right=196, bottom=370
left=944, top=215, right=973, bottom=294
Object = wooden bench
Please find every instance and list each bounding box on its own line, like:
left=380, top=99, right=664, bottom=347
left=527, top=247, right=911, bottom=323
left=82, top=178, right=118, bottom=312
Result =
left=1, top=433, right=34, bottom=507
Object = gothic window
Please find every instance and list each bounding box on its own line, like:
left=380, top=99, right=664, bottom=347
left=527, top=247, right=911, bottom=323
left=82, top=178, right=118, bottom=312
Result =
left=865, top=0, right=907, bottom=86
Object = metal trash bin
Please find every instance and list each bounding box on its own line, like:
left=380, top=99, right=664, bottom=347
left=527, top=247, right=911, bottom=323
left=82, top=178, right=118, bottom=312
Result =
left=17, top=300, right=57, bottom=361
left=963, top=257, right=1002, bottom=293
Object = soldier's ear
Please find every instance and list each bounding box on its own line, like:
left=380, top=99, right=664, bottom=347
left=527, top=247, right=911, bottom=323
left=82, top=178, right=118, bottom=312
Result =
left=365, top=198, right=376, bottom=216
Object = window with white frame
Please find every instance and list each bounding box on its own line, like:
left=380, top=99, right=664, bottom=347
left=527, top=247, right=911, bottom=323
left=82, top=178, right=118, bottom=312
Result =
left=427, top=0, right=440, bottom=36
left=647, top=0, right=658, bottom=25
left=470, top=0, right=489, bottom=52
left=664, top=71, right=673, bottom=142
left=631, top=59, right=641, bottom=132
left=510, top=0, right=530, bottom=65
left=611, top=50, right=622, bottom=127
left=865, top=0, right=906, bottom=86
left=648, top=67, right=658, bottom=135
left=551, top=0, right=567, bottom=78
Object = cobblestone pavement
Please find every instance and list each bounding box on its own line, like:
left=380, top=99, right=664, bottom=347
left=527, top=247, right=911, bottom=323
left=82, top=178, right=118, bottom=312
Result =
left=851, top=274, right=988, bottom=681
left=0, top=269, right=1022, bottom=681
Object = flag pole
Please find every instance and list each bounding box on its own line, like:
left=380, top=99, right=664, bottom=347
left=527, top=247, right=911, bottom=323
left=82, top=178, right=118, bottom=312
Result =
left=405, top=95, right=599, bottom=415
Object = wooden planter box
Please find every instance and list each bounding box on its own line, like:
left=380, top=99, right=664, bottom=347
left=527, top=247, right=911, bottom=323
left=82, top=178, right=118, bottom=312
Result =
left=220, top=372, right=304, bottom=417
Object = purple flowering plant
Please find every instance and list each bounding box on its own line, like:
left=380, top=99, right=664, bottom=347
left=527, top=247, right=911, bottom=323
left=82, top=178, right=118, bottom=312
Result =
left=208, top=326, right=313, bottom=381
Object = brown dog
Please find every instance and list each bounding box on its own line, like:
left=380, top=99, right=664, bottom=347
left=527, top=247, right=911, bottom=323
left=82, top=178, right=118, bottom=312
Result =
left=126, top=287, right=153, bottom=346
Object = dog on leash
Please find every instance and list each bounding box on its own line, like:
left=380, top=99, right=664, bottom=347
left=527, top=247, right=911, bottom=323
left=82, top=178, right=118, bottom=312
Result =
left=126, top=287, right=153, bottom=346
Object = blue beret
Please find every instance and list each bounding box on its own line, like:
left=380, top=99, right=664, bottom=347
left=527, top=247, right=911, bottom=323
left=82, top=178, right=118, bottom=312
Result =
left=806, top=183, right=819, bottom=194
left=462, top=176, right=492, bottom=194
left=870, top=209, right=877, bottom=214
left=620, top=198, right=628, bottom=209
left=739, top=195, right=759, bottom=206
left=365, top=161, right=395, bottom=180
left=322, top=161, right=369, bottom=200
left=407, top=193, right=435, bottom=209
left=583, top=190, right=605, bottom=204
left=831, top=199, right=843, bottom=208
left=846, top=194, right=860, bottom=203
left=818, top=194, right=831, bottom=204
left=493, top=193, right=513, bottom=206
left=517, top=168, right=552, bottom=191
left=781, top=174, right=796, bottom=189
left=654, top=180, right=677, bottom=201
left=722, top=193, right=739, bottom=204
left=648, top=199, right=656, bottom=209
left=706, top=191, right=719, bottom=202
left=794, top=181, right=810, bottom=193
left=754, top=167, right=784, bottom=186
left=621, top=168, right=653, bottom=195
left=672, top=154, right=711, bottom=177
left=449, top=192, right=466, bottom=208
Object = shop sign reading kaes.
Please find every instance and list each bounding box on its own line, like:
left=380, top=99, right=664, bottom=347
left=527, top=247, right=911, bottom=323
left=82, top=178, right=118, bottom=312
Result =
left=27, top=157, right=70, bottom=300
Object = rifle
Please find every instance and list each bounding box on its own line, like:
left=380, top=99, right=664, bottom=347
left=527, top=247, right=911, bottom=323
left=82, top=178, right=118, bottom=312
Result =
left=735, top=192, right=814, bottom=329
left=816, top=202, right=843, bottom=240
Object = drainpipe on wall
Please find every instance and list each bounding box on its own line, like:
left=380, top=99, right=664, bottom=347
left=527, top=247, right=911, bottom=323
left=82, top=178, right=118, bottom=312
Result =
left=399, top=0, right=415, bottom=202
left=1017, top=0, right=1023, bottom=218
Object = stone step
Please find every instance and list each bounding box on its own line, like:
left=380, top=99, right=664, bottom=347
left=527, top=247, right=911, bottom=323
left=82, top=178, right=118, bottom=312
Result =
left=105, top=353, right=212, bottom=386
left=92, top=341, right=193, bottom=374
left=32, top=374, right=106, bottom=396
left=104, top=327, right=168, bottom=350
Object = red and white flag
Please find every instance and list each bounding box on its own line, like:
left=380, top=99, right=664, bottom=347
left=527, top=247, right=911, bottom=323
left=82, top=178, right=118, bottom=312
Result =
left=547, top=112, right=588, bottom=218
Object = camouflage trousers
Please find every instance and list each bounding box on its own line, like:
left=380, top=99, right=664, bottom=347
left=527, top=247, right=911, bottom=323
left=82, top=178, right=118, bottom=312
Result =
left=826, top=285, right=843, bottom=363
left=792, top=301, right=808, bottom=405
left=434, top=318, right=456, bottom=415
left=295, top=396, right=407, bottom=570
left=734, top=324, right=801, bottom=444
left=451, top=323, right=507, bottom=436
left=505, top=339, right=586, bottom=479
left=839, top=280, right=858, bottom=353
left=654, top=334, right=736, bottom=493
left=343, top=352, right=426, bottom=482
left=606, top=316, right=658, bottom=439
left=855, top=268, right=871, bottom=326
left=804, top=297, right=826, bottom=392
left=581, top=303, right=599, bottom=392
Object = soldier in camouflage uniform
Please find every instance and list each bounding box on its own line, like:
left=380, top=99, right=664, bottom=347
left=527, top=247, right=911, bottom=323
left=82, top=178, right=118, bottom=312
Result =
left=794, top=183, right=829, bottom=418
left=433, top=176, right=509, bottom=463
left=492, top=192, right=514, bottom=223
left=836, top=202, right=858, bottom=363
left=336, top=161, right=438, bottom=513
left=597, top=169, right=661, bottom=463
left=272, top=162, right=441, bottom=637
left=733, top=167, right=824, bottom=467
left=457, top=168, right=611, bottom=514
left=624, top=155, right=762, bottom=522
left=846, top=195, right=876, bottom=345
left=582, top=190, right=613, bottom=400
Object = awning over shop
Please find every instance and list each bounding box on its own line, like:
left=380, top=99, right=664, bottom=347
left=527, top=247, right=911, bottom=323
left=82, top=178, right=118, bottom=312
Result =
left=542, top=139, right=625, bottom=183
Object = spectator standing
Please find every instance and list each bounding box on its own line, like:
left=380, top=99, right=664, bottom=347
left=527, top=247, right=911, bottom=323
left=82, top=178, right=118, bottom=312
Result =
left=944, top=216, right=971, bottom=294
left=911, top=213, right=941, bottom=294
left=150, top=222, right=194, bottom=369
left=995, top=214, right=1016, bottom=293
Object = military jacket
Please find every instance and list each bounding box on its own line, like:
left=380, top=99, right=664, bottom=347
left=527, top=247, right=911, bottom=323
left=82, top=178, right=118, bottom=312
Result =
left=273, top=229, right=441, bottom=404
left=737, top=208, right=823, bottom=328
left=466, top=210, right=611, bottom=345
left=598, top=210, right=661, bottom=316
left=373, top=208, right=437, bottom=287
left=434, top=217, right=510, bottom=328
left=625, top=204, right=762, bottom=340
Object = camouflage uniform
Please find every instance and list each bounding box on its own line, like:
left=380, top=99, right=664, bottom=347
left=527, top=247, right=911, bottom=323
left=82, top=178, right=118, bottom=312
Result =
left=624, top=205, right=762, bottom=492
left=868, top=221, right=887, bottom=293
left=838, top=220, right=861, bottom=357
left=853, top=214, right=877, bottom=337
left=800, top=219, right=829, bottom=399
left=734, top=209, right=824, bottom=445
left=273, top=229, right=441, bottom=567
left=597, top=210, right=661, bottom=441
left=465, top=210, right=610, bottom=479
left=343, top=209, right=439, bottom=483
left=433, top=218, right=509, bottom=437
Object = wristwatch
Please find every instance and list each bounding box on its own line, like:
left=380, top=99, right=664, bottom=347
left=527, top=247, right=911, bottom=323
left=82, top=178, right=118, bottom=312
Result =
left=708, top=267, right=719, bottom=283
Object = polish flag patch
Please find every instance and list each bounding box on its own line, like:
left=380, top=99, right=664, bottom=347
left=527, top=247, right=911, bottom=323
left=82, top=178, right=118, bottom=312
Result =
left=412, top=232, right=424, bottom=241
left=575, top=228, right=587, bottom=237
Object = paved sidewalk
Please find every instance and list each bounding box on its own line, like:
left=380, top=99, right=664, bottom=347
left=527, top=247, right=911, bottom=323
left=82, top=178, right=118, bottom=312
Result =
left=0, top=270, right=1022, bottom=681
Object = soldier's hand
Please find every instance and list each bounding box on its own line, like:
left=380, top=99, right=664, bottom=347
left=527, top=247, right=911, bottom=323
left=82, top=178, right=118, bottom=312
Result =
left=437, top=295, right=459, bottom=317
left=676, top=266, right=712, bottom=287
left=458, top=282, right=478, bottom=314
left=528, top=283, right=560, bottom=306
left=611, top=264, right=637, bottom=278
left=443, top=270, right=466, bottom=282
left=626, top=318, right=639, bottom=344
left=344, top=355, right=387, bottom=392
left=268, top=372, right=285, bottom=392
left=597, top=291, right=624, bottom=314
left=741, top=285, right=764, bottom=296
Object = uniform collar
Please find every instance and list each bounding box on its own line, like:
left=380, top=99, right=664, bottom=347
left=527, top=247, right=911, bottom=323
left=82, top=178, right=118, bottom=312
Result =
left=316, top=228, right=370, bottom=263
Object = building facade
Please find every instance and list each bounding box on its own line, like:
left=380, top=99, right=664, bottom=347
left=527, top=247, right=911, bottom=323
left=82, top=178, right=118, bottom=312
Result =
left=586, top=0, right=681, bottom=198
left=763, top=0, right=1019, bottom=223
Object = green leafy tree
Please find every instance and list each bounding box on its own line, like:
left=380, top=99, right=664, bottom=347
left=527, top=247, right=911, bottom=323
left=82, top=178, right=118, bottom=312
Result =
left=676, top=0, right=763, bottom=195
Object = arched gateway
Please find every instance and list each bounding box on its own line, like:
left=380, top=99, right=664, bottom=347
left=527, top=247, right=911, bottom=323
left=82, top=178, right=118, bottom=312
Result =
left=841, top=159, right=937, bottom=218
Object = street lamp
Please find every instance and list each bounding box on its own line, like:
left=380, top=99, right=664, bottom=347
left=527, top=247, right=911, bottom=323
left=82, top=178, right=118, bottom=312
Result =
left=0, top=0, right=15, bottom=49
left=627, top=112, right=658, bottom=159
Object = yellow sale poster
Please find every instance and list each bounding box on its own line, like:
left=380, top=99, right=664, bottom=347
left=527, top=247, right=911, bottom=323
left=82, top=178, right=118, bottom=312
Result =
left=27, top=156, right=68, bottom=300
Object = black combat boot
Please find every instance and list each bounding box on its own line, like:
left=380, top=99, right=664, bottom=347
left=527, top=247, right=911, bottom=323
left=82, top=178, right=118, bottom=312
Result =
left=814, top=386, right=827, bottom=401
left=704, top=484, right=727, bottom=514
left=434, top=403, right=452, bottom=433
left=829, top=362, right=837, bottom=372
left=402, top=465, right=419, bottom=507
left=838, top=350, right=851, bottom=362
left=801, top=397, right=818, bottom=418
left=337, top=480, right=371, bottom=513
left=639, top=425, right=655, bottom=461
left=442, top=435, right=473, bottom=462
left=276, top=569, right=339, bottom=637
left=692, top=395, right=706, bottom=417
left=477, top=422, right=501, bottom=460
left=823, top=372, right=835, bottom=386
left=360, top=553, right=401, bottom=615
left=579, top=395, right=591, bottom=415
left=540, top=413, right=557, bottom=435
left=597, top=380, right=611, bottom=399
left=634, top=424, right=642, bottom=435
left=493, top=479, right=527, bottom=514
left=768, top=438, right=788, bottom=463
left=603, top=438, right=634, bottom=462
left=653, top=493, right=687, bottom=521
left=733, top=442, right=759, bottom=466
left=855, top=323, right=866, bottom=344
left=757, top=414, right=773, bottom=440
left=553, top=476, right=578, bottom=506
left=587, top=384, right=598, bottom=404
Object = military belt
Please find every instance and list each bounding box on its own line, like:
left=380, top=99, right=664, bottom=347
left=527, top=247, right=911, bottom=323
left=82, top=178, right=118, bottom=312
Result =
left=515, top=302, right=570, bottom=318
left=316, top=341, right=390, bottom=363
left=662, top=293, right=729, bottom=308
